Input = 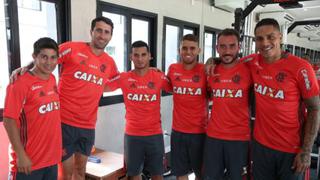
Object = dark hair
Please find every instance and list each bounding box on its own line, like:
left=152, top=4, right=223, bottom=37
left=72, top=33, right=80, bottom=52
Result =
left=131, top=40, right=150, bottom=52
left=254, top=18, right=280, bottom=34
left=217, top=28, right=240, bottom=43
left=33, top=37, right=58, bottom=56
left=182, top=34, right=199, bottom=43
left=91, top=16, right=114, bottom=34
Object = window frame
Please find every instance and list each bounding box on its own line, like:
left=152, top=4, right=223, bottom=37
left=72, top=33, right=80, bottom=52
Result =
left=97, top=1, right=158, bottom=106
left=0, top=0, right=71, bottom=121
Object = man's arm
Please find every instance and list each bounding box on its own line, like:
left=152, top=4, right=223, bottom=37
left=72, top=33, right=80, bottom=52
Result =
left=3, top=117, right=32, bottom=174
left=292, top=96, right=320, bottom=173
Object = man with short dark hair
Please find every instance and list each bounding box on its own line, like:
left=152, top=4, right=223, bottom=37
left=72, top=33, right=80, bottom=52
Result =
left=106, top=41, right=170, bottom=180
left=245, top=18, right=320, bottom=180
left=167, top=34, right=208, bottom=180
left=3, top=37, right=61, bottom=180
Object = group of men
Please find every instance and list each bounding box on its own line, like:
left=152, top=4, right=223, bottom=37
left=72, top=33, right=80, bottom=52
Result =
left=2, top=15, right=320, bottom=180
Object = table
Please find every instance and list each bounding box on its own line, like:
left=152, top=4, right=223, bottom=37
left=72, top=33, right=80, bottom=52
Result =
left=85, top=149, right=127, bottom=180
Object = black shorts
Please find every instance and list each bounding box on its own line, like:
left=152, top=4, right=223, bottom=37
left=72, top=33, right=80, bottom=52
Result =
left=252, top=140, right=303, bottom=180
left=203, top=136, right=249, bottom=180
left=61, top=123, right=95, bottom=161
left=170, top=130, right=205, bottom=177
left=10, top=164, right=57, bottom=180
left=124, top=133, right=164, bottom=176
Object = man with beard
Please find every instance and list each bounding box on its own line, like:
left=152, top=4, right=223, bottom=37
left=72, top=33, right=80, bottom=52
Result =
left=203, top=28, right=252, bottom=180
left=10, top=17, right=119, bottom=180
left=167, top=34, right=208, bottom=180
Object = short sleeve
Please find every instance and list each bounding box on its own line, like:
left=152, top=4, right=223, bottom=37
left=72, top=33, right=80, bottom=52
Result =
left=3, top=79, right=28, bottom=121
left=58, top=42, right=72, bottom=64
left=297, top=63, right=319, bottom=99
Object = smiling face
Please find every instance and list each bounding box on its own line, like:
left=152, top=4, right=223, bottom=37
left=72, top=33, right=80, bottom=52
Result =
left=179, top=40, right=200, bottom=65
left=217, top=35, right=240, bottom=66
left=33, top=48, right=58, bottom=77
left=255, top=25, right=282, bottom=62
left=90, top=21, right=113, bottom=50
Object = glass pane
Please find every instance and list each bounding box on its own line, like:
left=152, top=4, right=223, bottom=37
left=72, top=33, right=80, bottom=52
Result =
left=204, top=32, right=213, bottom=62
left=131, top=18, right=149, bottom=69
left=18, top=0, right=59, bottom=78
left=165, top=25, right=179, bottom=73
left=215, top=34, right=219, bottom=58
left=183, top=28, right=193, bottom=35
left=102, top=12, right=126, bottom=97
left=132, top=18, right=149, bottom=43
left=0, top=0, right=9, bottom=108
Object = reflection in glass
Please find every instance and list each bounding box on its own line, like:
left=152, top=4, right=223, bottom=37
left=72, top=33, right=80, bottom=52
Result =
left=131, top=18, right=149, bottom=69
left=204, top=32, right=213, bottom=62
left=165, top=25, right=179, bottom=73
left=183, top=29, right=193, bottom=35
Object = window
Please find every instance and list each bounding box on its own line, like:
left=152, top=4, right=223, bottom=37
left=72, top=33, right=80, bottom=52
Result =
left=294, top=46, right=301, bottom=57
left=97, top=1, right=157, bottom=105
left=242, top=35, right=255, bottom=57
left=164, top=24, right=179, bottom=73
left=0, top=0, right=70, bottom=119
left=0, top=0, right=8, bottom=109
left=18, top=0, right=59, bottom=77
left=285, top=44, right=294, bottom=54
left=301, top=47, right=306, bottom=58
left=162, top=17, right=199, bottom=73
left=203, top=27, right=219, bottom=62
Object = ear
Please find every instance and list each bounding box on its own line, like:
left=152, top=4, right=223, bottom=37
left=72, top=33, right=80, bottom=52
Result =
left=32, top=53, right=36, bottom=60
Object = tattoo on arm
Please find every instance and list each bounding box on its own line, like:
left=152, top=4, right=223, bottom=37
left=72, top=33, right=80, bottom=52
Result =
left=302, top=96, right=320, bottom=154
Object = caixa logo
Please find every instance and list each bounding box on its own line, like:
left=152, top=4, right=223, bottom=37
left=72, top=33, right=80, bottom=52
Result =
left=300, top=69, right=311, bottom=90
left=39, top=101, right=60, bottom=114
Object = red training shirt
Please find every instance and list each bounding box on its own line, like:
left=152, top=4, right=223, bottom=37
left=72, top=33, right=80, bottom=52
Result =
left=4, top=72, right=61, bottom=172
left=58, top=42, right=119, bottom=129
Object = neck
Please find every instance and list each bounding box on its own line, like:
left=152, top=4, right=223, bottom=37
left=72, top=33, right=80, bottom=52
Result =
left=264, top=50, right=282, bottom=64
left=89, top=42, right=104, bottom=56
left=30, top=67, right=50, bottom=80
left=133, top=67, right=149, bottom=76
left=221, top=59, right=238, bottom=69
left=182, top=61, right=197, bottom=70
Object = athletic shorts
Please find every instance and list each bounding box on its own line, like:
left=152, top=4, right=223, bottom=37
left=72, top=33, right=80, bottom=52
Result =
left=170, top=130, right=205, bottom=178
left=203, top=136, right=249, bottom=180
left=252, top=140, right=303, bottom=180
left=124, top=133, right=164, bottom=176
left=9, top=164, right=57, bottom=180
left=61, top=123, right=95, bottom=161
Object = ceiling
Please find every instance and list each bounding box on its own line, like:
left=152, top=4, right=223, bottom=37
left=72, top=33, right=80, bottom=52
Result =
left=214, top=0, right=320, bottom=42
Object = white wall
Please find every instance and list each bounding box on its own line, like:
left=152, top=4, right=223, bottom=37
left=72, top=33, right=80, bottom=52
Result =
left=70, top=0, right=234, bottom=153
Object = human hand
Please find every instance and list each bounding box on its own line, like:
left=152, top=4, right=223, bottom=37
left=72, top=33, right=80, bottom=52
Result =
left=10, top=67, right=29, bottom=83
left=17, top=153, right=32, bottom=175
left=291, top=151, right=311, bottom=174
